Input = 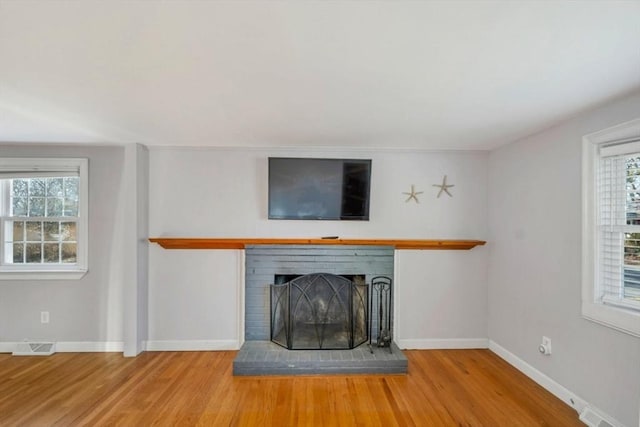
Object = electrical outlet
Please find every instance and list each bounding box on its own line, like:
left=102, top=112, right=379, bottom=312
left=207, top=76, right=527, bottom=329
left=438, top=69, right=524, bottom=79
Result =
left=539, top=336, right=552, bottom=355
left=40, top=311, right=50, bottom=324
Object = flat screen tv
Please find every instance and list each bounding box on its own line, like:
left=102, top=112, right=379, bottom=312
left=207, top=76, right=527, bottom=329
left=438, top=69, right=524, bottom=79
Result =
left=268, top=157, right=371, bottom=220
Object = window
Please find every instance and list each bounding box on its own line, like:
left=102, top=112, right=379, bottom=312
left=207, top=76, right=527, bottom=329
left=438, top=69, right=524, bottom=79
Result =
left=583, top=118, right=640, bottom=337
left=0, top=158, right=88, bottom=279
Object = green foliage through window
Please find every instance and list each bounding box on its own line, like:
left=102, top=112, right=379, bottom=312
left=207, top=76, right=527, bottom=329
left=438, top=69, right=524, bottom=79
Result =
left=4, top=177, right=79, bottom=265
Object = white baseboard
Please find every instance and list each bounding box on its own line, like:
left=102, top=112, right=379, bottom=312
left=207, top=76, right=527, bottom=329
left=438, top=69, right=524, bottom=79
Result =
left=2, top=340, right=240, bottom=353
left=52, top=341, right=124, bottom=352
left=488, top=340, right=588, bottom=414
left=145, top=340, right=239, bottom=351
left=0, top=342, right=16, bottom=353
left=579, top=404, right=626, bottom=427
left=0, top=341, right=124, bottom=353
left=397, top=338, right=489, bottom=349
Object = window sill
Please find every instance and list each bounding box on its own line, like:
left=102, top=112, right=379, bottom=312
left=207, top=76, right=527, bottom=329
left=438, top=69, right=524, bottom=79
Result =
left=0, top=269, right=88, bottom=281
left=582, top=301, right=640, bottom=338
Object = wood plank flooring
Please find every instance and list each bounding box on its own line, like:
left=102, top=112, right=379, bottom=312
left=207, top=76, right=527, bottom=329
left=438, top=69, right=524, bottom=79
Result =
left=0, top=349, right=583, bottom=426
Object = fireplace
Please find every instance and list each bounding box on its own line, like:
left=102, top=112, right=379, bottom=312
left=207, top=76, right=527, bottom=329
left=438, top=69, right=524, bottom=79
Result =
left=243, top=245, right=394, bottom=343
left=234, top=245, right=407, bottom=375
left=270, top=273, right=368, bottom=350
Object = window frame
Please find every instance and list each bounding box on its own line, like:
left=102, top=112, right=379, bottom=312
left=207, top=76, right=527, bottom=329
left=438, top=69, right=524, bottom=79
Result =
left=0, top=158, right=88, bottom=280
left=582, top=118, right=640, bottom=337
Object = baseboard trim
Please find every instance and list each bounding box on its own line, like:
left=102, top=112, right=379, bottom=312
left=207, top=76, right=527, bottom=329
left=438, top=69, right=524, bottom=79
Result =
left=145, top=340, right=239, bottom=351
left=579, top=404, right=626, bottom=427
left=397, top=338, right=489, bottom=349
left=55, top=341, right=124, bottom=352
left=0, top=341, right=124, bottom=353
left=0, top=342, right=16, bottom=353
left=488, top=340, right=588, bottom=414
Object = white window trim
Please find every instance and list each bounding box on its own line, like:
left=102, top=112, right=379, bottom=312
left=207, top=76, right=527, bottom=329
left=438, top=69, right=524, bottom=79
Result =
left=582, top=118, right=640, bottom=337
left=0, top=158, right=88, bottom=280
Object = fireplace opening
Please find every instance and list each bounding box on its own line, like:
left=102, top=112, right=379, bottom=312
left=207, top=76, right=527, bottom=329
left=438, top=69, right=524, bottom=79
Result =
left=270, top=273, right=368, bottom=350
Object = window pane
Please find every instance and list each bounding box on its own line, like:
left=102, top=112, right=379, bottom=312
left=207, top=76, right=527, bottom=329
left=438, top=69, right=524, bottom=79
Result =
left=624, top=234, right=640, bottom=301
left=12, top=221, right=24, bottom=242
left=61, top=222, right=76, bottom=241
left=627, top=156, right=640, bottom=224
left=624, top=267, right=640, bottom=299
left=12, top=179, right=28, bottom=197
left=13, top=243, right=24, bottom=263
left=44, top=222, right=60, bottom=241
left=26, top=243, right=41, bottom=263
left=26, top=221, right=42, bottom=241
left=46, top=198, right=63, bottom=217
left=29, top=197, right=45, bottom=216
left=30, top=179, right=46, bottom=196
left=61, top=243, right=76, bottom=263
left=624, top=232, right=640, bottom=266
left=64, top=178, right=79, bottom=198
left=46, top=178, right=64, bottom=197
left=63, top=198, right=78, bottom=216
left=43, top=243, right=59, bottom=263
left=12, top=197, right=27, bottom=216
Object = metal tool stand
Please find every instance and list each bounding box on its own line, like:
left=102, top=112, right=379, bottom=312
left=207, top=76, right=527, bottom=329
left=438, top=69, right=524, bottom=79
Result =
left=368, top=276, right=393, bottom=354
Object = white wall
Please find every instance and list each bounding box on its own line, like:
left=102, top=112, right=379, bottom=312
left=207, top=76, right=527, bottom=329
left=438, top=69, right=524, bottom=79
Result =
left=122, top=144, right=150, bottom=356
left=488, top=91, right=640, bottom=427
left=0, top=145, right=126, bottom=349
left=396, top=249, right=488, bottom=348
left=148, top=147, right=488, bottom=349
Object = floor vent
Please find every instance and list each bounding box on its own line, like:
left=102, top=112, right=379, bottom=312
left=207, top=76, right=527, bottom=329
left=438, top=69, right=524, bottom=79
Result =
left=579, top=406, right=616, bottom=427
left=12, top=342, right=56, bottom=356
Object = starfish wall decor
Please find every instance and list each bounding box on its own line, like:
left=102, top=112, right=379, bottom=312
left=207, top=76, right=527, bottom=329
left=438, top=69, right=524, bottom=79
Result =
left=433, top=175, right=454, bottom=198
left=402, top=185, right=423, bottom=203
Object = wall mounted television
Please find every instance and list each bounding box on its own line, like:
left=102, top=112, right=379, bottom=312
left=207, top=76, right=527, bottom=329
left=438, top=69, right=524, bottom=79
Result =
left=268, top=157, right=372, bottom=220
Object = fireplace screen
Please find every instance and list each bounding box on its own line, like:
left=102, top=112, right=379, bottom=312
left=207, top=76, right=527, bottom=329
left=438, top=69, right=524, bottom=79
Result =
left=270, top=273, right=368, bottom=350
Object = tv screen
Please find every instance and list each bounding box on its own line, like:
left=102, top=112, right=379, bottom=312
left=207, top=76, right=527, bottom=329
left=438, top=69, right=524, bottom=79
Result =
left=268, top=158, right=371, bottom=220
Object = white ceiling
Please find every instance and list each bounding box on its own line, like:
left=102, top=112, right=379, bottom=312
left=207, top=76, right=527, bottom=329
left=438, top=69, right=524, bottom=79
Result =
left=1, top=1, right=639, bottom=150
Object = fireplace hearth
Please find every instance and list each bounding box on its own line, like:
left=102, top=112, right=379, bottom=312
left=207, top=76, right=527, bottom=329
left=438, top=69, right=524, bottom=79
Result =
left=270, top=273, right=368, bottom=350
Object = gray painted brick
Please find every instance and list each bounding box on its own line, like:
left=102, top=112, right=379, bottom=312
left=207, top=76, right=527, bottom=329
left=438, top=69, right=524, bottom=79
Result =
left=245, top=245, right=394, bottom=341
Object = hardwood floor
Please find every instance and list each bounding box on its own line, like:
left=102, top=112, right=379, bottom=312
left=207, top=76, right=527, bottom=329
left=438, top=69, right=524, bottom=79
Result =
left=0, top=349, right=583, bottom=426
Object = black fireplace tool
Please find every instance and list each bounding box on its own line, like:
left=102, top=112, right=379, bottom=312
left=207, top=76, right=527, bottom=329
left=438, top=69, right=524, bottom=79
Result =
left=368, top=276, right=393, bottom=354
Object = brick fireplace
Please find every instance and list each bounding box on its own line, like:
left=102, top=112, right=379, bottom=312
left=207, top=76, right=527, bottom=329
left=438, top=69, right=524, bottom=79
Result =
left=234, top=244, right=407, bottom=375
left=243, top=245, right=394, bottom=342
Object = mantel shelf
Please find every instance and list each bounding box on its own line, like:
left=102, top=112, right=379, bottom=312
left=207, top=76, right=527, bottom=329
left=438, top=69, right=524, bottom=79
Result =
left=148, top=238, right=486, bottom=250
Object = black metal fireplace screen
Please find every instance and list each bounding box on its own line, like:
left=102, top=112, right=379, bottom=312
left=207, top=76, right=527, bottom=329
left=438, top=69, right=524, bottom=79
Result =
left=270, top=273, right=369, bottom=350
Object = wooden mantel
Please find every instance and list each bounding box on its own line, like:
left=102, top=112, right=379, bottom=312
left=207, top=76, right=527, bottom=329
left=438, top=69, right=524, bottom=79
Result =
left=148, top=238, right=486, bottom=250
